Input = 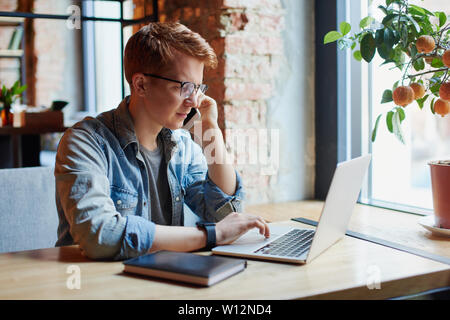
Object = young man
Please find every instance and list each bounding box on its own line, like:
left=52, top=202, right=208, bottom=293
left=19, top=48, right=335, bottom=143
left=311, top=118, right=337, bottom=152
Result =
left=55, top=22, right=270, bottom=260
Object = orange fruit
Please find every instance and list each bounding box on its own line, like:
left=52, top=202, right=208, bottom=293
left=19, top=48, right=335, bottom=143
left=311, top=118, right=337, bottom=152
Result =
left=434, top=99, right=450, bottom=117
left=409, top=83, right=426, bottom=99
left=393, top=86, right=415, bottom=107
left=439, top=82, right=450, bottom=101
left=443, top=50, right=450, bottom=68
left=416, top=35, right=435, bottom=53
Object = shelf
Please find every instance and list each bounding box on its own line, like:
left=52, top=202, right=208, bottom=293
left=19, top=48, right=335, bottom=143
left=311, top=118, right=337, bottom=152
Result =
left=0, top=17, right=24, bottom=26
left=0, top=125, right=67, bottom=135
left=0, top=49, right=23, bottom=58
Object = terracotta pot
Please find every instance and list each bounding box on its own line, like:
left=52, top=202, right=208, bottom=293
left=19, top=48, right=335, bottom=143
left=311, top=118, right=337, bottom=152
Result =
left=429, top=161, right=450, bottom=229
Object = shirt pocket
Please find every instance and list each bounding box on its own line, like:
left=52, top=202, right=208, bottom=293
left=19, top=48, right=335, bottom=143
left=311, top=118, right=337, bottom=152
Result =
left=110, top=185, right=138, bottom=216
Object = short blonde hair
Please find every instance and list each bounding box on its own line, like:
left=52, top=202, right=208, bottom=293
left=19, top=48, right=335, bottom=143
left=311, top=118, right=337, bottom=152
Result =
left=124, top=22, right=218, bottom=86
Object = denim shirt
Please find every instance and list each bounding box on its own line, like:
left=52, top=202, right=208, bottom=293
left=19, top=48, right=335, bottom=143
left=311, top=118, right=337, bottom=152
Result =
left=55, top=97, right=244, bottom=260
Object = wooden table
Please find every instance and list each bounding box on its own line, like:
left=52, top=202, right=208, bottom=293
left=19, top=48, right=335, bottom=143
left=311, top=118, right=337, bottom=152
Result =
left=0, top=201, right=449, bottom=300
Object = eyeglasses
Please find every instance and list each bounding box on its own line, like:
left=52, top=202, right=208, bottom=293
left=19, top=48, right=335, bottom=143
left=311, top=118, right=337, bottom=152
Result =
left=143, top=73, right=208, bottom=99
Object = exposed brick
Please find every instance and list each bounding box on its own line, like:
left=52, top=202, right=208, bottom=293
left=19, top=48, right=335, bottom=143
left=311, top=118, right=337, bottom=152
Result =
left=224, top=34, right=283, bottom=55
left=0, top=0, right=17, bottom=11
left=153, top=0, right=285, bottom=204
left=33, top=0, right=67, bottom=107
left=224, top=81, right=272, bottom=101
left=220, top=11, right=249, bottom=34
left=244, top=11, right=285, bottom=34
left=224, top=54, right=271, bottom=80
left=222, top=0, right=282, bottom=10
left=223, top=101, right=256, bottom=125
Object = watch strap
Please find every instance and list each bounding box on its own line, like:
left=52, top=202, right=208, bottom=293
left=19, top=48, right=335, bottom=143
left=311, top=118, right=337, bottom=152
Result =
left=196, top=222, right=216, bottom=250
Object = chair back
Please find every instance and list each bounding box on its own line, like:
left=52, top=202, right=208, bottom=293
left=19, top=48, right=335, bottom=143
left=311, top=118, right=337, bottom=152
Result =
left=0, top=166, right=58, bottom=253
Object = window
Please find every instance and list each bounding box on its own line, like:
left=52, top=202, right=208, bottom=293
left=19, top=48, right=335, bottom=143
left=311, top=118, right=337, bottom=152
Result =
left=82, top=0, right=135, bottom=115
left=339, top=0, right=450, bottom=214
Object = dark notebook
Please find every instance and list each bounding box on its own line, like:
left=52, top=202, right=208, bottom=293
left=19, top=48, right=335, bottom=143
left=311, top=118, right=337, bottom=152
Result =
left=123, top=251, right=247, bottom=286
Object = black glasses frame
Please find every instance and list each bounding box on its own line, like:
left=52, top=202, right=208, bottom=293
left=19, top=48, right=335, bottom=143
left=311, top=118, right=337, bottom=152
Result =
left=142, top=73, right=208, bottom=98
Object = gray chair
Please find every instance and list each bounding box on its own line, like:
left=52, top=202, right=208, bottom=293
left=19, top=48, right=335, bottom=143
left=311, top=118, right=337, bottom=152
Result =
left=0, top=166, right=201, bottom=253
left=0, top=166, right=58, bottom=253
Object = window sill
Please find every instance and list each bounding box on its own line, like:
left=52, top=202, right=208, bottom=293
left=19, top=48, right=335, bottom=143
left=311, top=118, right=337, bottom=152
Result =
left=247, top=200, right=450, bottom=262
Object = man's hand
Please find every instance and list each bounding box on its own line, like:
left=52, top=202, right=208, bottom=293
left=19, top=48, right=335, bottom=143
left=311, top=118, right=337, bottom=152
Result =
left=196, top=92, right=218, bottom=128
left=215, top=212, right=271, bottom=245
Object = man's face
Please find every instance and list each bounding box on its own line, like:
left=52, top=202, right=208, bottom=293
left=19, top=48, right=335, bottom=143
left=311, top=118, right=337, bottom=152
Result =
left=141, top=51, right=205, bottom=130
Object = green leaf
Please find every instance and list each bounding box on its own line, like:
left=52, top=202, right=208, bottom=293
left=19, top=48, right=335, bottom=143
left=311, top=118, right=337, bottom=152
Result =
left=382, top=14, right=399, bottom=27
left=430, top=98, right=436, bottom=114
left=377, top=43, right=392, bottom=60
left=390, top=47, right=406, bottom=69
left=431, top=58, right=444, bottom=68
left=375, top=29, right=384, bottom=46
left=360, top=16, right=374, bottom=29
left=371, top=114, right=383, bottom=142
left=400, top=25, right=409, bottom=47
left=413, top=58, right=425, bottom=71
left=435, top=12, right=447, bottom=27
left=409, top=5, right=433, bottom=16
left=430, top=83, right=441, bottom=97
left=418, top=16, right=435, bottom=35
left=324, top=31, right=343, bottom=44
left=392, top=110, right=405, bottom=144
left=392, top=29, right=400, bottom=43
left=408, top=5, right=426, bottom=16
left=11, top=80, right=19, bottom=94
left=385, top=0, right=395, bottom=7
left=397, top=107, right=405, bottom=122
left=16, top=85, right=27, bottom=96
left=384, top=28, right=396, bottom=47
left=360, top=33, right=376, bottom=62
left=353, top=50, right=362, bottom=61
left=381, top=89, right=393, bottom=103
left=392, top=80, right=400, bottom=90
left=433, top=70, right=445, bottom=78
left=340, top=22, right=351, bottom=36
left=386, top=111, right=394, bottom=133
left=416, top=94, right=429, bottom=109
left=378, top=5, right=388, bottom=15
left=410, top=44, right=418, bottom=59
left=406, top=15, right=421, bottom=33
left=1, top=85, right=7, bottom=99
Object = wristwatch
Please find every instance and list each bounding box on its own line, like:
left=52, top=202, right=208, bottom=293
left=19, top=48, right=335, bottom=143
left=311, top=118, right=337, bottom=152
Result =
left=196, top=221, right=216, bottom=250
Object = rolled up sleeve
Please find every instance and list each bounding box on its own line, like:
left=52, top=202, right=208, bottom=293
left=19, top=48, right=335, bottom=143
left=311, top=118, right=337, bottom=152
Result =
left=204, top=170, right=244, bottom=219
left=117, top=215, right=155, bottom=259
left=182, top=137, right=245, bottom=222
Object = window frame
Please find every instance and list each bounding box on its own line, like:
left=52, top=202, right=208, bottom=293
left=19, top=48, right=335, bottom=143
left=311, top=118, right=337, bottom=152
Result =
left=315, top=0, right=432, bottom=216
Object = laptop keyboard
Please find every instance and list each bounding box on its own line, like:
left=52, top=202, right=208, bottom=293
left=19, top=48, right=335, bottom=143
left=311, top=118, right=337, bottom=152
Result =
left=254, top=229, right=315, bottom=258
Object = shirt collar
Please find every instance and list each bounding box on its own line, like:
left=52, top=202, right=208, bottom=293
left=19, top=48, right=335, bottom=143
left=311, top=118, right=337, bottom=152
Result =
left=112, top=96, right=178, bottom=163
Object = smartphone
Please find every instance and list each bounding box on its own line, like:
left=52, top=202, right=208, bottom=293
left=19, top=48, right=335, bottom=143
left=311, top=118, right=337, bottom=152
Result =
left=182, top=108, right=201, bottom=131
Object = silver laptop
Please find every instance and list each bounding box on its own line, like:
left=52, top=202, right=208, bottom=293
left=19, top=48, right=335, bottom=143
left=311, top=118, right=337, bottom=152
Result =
left=212, top=155, right=372, bottom=264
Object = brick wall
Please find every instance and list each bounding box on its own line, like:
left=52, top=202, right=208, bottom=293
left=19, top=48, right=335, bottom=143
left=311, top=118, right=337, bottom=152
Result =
left=155, top=0, right=285, bottom=205
left=33, top=0, right=67, bottom=107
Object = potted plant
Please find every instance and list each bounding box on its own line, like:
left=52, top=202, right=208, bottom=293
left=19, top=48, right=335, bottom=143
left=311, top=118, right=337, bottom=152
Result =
left=324, top=0, right=450, bottom=229
left=0, top=80, right=27, bottom=127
